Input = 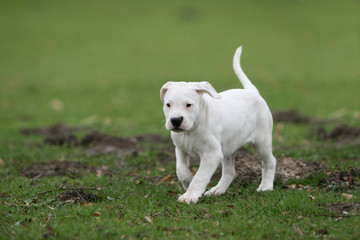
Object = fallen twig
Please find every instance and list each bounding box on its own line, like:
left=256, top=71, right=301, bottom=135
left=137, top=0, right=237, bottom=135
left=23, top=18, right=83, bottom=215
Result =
left=42, top=213, right=52, bottom=229
left=43, top=213, right=52, bottom=228
left=60, top=179, right=68, bottom=189
left=292, top=224, right=303, bottom=235
left=249, top=195, right=284, bottom=219
left=38, top=187, right=102, bottom=195
left=76, top=190, right=87, bottom=202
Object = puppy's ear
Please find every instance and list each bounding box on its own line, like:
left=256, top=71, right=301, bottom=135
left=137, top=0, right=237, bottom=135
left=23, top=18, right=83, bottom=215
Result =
left=193, top=81, right=221, bottom=99
left=160, top=82, right=174, bottom=103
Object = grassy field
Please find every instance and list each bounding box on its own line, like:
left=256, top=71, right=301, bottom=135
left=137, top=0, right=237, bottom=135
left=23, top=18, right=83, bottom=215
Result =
left=1, top=0, right=360, bottom=239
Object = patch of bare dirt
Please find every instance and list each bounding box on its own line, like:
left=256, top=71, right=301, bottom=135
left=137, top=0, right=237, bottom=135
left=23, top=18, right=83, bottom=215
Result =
left=318, top=167, right=360, bottom=191
left=273, top=109, right=360, bottom=142
left=20, top=123, right=87, bottom=137
left=319, top=202, right=360, bottom=215
left=21, top=161, right=116, bottom=179
left=315, top=124, right=360, bottom=141
left=234, top=149, right=326, bottom=183
left=21, top=123, right=87, bottom=146
left=44, top=134, right=78, bottom=146
left=21, top=123, right=173, bottom=159
left=56, top=190, right=98, bottom=203
left=21, top=161, right=96, bottom=179
left=78, top=131, right=141, bottom=157
left=273, top=109, right=310, bottom=124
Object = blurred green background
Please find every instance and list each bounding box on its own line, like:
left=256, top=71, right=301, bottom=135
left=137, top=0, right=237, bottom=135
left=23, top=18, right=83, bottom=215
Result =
left=1, top=0, right=359, bottom=136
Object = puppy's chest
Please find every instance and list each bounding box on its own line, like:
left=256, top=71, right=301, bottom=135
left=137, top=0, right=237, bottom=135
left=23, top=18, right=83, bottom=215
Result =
left=171, top=134, right=206, bottom=160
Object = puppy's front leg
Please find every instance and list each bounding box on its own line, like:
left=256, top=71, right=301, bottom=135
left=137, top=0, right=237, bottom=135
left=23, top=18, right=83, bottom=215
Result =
left=175, top=148, right=193, bottom=190
left=178, top=151, right=222, bottom=204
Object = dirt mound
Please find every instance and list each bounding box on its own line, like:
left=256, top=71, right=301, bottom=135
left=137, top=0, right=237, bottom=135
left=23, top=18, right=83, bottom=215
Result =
left=318, top=167, right=360, bottom=191
left=21, top=123, right=173, bottom=159
left=57, top=190, right=99, bottom=203
left=273, top=110, right=360, bottom=141
left=44, top=134, right=78, bottom=146
left=234, top=149, right=326, bottom=183
left=273, top=110, right=310, bottom=124
left=316, top=124, right=360, bottom=141
left=78, top=131, right=141, bottom=157
left=21, top=123, right=145, bottom=158
left=21, top=123, right=86, bottom=146
left=21, top=123, right=87, bottom=137
left=21, top=161, right=96, bottom=179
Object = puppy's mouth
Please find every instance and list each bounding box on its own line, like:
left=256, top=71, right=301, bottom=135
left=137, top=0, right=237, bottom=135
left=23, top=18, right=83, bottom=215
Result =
left=171, top=127, right=184, bottom=132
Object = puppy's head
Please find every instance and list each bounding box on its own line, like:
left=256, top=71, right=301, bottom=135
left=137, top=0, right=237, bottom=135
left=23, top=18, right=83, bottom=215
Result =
left=160, top=81, right=220, bottom=132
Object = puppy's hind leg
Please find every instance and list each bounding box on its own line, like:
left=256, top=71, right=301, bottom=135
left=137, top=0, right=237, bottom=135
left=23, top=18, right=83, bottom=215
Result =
left=204, top=155, right=236, bottom=196
left=253, top=138, right=276, bottom=191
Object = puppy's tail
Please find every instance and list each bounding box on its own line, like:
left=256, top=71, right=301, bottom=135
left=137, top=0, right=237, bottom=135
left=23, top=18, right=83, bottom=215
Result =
left=233, top=46, right=259, bottom=93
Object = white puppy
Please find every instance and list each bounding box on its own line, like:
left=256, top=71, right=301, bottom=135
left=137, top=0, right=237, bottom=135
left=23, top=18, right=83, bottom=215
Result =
left=160, top=46, right=276, bottom=204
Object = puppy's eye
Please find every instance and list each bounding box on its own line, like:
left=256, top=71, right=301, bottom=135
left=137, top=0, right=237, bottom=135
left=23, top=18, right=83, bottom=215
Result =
left=186, top=103, right=192, bottom=108
left=166, top=103, right=171, bottom=107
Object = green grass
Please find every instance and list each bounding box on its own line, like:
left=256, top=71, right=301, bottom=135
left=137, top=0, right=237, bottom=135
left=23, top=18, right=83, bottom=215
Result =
left=1, top=0, right=360, bottom=239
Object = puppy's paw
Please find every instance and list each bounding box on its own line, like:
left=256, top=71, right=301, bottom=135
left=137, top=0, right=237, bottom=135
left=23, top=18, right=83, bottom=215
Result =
left=256, top=184, right=273, bottom=192
left=178, top=191, right=201, bottom=204
left=204, top=187, right=226, bottom=197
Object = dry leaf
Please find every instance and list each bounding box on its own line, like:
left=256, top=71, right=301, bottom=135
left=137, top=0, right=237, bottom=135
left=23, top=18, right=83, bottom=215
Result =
left=297, top=227, right=303, bottom=236
left=0, top=158, right=4, bottom=166
left=335, top=217, right=343, bottom=221
left=309, top=195, right=315, bottom=200
left=96, top=169, right=103, bottom=177
left=341, top=193, right=353, bottom=200
left=293, top=224, right=303, bottom=235
left=158, top=174, right=173, bottom=183
left=168, top=190, right=177, bottom=196
left=144, top=216, right=152, bottom=223
left=93, top=211, right=101, bottom=217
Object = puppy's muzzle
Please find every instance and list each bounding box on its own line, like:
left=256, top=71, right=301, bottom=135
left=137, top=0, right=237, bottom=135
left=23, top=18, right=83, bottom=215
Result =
left=170, top=116, right=184, bottom=128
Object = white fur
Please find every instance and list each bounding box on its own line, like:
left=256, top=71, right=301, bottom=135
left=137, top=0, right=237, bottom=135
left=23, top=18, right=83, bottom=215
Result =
left=160, top=46, right=276, bottom=204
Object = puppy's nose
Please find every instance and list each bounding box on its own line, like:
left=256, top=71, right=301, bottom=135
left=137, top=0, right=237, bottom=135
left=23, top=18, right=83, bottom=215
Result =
left=170, top=117, right=183, bottom=128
